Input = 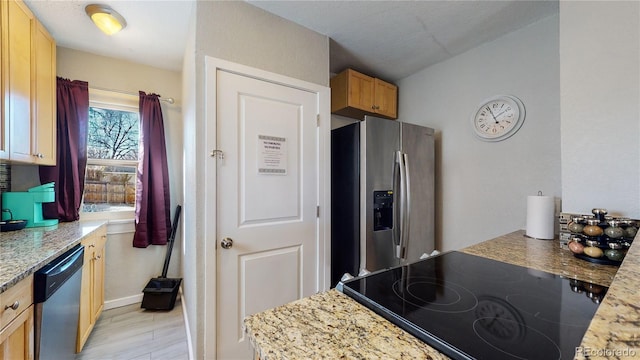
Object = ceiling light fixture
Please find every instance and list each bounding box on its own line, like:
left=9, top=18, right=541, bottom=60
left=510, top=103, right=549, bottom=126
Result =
left=85, top=4, right=127, bottom=35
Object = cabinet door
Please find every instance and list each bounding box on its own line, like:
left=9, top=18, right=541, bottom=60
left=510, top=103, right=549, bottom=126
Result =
left=374, top=78, right=398, bottom=119
left=7, top=0, right=33, bottom=163
left=77, top=235, right=95, bottom=352
left=32, top=20, right=56, bottom=165
left=346, top=69, right=375, bottom=112
left=0, top=305, right=34, bottom=360
left=91, top=231, right=106, bottom=321
left=77, top=227, right=107, bottom=352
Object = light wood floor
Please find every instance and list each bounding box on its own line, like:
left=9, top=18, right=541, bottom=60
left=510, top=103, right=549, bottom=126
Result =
left=76, top=298, right=189, bottom=360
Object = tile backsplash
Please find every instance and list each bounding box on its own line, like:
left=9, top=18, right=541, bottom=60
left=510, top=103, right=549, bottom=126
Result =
left=0, top=164, right=9, bottom=193
left=0, top=164, right=8, bottom=211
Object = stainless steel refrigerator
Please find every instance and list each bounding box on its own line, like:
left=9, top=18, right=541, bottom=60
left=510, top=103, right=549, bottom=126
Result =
left=331, top=115, right=435, bottom=286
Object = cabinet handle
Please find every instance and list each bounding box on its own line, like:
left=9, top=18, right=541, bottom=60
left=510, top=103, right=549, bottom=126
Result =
left=89, top=244, right=95, bottom=248
left=4, top=301, right=19, bottom=311
left=33, top=153, right=44, bottom=158
left=93, top=255, right=101, bottom=260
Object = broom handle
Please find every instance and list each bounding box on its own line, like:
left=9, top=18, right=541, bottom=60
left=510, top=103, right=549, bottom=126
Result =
left=161, top=205, right=182, bottom=278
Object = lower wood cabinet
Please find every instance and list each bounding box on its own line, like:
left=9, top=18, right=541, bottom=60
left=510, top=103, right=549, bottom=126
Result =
left=0, top=306, right=34, bottom=360
left=0, top=275, right=34, bottom=360
left=77, top=225, right=107, bottom=352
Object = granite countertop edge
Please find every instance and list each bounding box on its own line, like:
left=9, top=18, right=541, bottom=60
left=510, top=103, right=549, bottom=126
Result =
left=0, top=220, right=107, bottom=293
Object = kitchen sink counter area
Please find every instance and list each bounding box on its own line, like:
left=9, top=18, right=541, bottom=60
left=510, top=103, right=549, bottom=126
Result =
left=244, top=230, right=639, bottom=359
left=0, top=220, right=106, bottom=293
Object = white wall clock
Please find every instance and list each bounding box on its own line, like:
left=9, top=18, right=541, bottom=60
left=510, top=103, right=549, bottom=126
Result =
left=471, top=95, right=526, bottom=142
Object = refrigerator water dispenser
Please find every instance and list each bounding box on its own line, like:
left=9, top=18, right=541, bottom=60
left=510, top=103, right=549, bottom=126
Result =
left=373, top=191, right=393, bottom=231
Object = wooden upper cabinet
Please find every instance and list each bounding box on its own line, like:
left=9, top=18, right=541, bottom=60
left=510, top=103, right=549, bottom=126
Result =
left=330, top=68, right=398, bottom=120
left=1, top=0, right=56, bottom=165
left=32, top=19, right=56, bottom=165
left=373, top=78, right=398, bottom=119
left=6, top=0, right=33, bottom=163
left=342, top=69, right=374, bottom=113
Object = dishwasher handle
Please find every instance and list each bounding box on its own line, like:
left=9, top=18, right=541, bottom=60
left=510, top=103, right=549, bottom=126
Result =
left=34, top=244, right=84, bottom=303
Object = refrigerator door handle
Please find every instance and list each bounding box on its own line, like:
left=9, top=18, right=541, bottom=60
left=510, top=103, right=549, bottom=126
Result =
left=401, top=153, right=411, bottom=261
left=397, top=151, right=407, bottom=259
left=393, top=151, right=401, bottom=253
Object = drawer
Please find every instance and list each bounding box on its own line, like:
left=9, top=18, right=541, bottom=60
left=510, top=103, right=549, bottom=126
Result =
left=0, top=275, right=33, bottom=330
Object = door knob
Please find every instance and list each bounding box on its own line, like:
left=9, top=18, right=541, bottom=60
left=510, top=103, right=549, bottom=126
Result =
left=221, top=238, right=233, bottom=249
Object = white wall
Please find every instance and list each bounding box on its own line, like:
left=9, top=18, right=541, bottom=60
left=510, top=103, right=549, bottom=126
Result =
left=398, top=15, right=561, bottom=251
left=182, top=2, right=329, bottom=358
left=195, top=1, right=329, bottom=87
left=180, top=7, right=198, bottom=359
left=560, top=1, right=640, bottom=218
left=55, top=48, right=184, bottom=306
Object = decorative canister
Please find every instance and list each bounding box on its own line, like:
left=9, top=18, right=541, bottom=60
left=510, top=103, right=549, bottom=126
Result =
left=568, top=216, right=585, bottom=233
left=604, top=220, right=624, bottom=239
left=583, top=219, right=603, bottom=237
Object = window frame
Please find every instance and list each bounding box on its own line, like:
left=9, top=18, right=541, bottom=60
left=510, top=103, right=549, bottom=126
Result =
left=80, top=89, right=140, bottom=222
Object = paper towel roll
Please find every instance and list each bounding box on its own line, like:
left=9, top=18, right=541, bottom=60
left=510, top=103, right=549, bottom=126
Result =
left=526, top=195, right=555, bottom=239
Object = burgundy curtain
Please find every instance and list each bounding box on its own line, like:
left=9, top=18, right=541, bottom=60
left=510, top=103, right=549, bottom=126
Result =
left=39, top=78, right=89, bottom=221
left=133, top=92, right=171, bottom=248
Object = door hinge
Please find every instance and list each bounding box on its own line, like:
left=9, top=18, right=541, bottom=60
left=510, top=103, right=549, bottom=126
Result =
left=210, top=149, right=224, bottom=160
left=316, top=205, right=320, bottom=218
left=316, top=114, right=320, bottom=127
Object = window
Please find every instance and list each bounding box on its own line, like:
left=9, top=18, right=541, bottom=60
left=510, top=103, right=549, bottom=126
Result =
left=82, top=90, right=139, bottom=214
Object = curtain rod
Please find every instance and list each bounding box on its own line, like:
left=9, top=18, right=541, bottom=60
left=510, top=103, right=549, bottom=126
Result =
left=89, top=86, right=175, bottom=104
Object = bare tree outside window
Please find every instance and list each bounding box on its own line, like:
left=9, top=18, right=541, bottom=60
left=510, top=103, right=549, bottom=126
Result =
left=83, top=106, right=140, bottom=213
left=88, top=108, right=139, bottom=160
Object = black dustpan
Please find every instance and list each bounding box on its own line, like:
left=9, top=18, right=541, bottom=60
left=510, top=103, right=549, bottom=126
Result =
left=141, top=205, right=182, bottom=310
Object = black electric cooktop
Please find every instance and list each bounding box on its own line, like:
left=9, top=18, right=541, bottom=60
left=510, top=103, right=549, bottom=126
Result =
left=342, top=251, right=607, bottom=360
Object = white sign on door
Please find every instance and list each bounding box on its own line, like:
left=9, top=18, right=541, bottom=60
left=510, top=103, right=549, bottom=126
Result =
left=258, top=135, right=287, bottom=175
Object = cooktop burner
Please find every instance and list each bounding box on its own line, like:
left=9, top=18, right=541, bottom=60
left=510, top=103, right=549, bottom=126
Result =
left=342, top=251, right=606, bottom=360
left=392, top=277, right=478, bottom=313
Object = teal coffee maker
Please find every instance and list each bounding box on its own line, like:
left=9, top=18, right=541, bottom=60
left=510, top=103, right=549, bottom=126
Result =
left=1, top=183, right=59, bottom=228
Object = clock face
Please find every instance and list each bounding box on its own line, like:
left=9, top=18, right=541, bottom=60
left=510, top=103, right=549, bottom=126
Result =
left=472, top=96, right=525, bottom=141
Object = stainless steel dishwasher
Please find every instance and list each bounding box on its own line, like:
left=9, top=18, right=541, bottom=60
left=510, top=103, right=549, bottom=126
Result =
left=34, top=244, right=84, bottom=360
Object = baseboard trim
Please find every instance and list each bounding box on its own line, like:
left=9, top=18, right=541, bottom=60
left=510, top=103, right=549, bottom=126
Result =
left=179, top=287, right=194, bottom=360
left=104, top=294, right=143, bottom=310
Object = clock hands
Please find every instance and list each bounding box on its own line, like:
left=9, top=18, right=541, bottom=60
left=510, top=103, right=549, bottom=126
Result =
left=494, top=109, right=510, bottom=119
left=486, top=106, right=500, bottom=124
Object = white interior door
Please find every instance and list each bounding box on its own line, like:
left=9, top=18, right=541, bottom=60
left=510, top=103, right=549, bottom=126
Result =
left=215, top=70, right=320, bottom=359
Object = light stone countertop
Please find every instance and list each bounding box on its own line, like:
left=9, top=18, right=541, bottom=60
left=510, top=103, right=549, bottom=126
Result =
left=0, top=220, right=107, bottom=293
left=244, top=289, right=448, bottom=360
left=460, top=230, right=619, bottom=287
left=245, top=230, right=639, bottom=359
left=574, top=234, right=640, bottom=359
